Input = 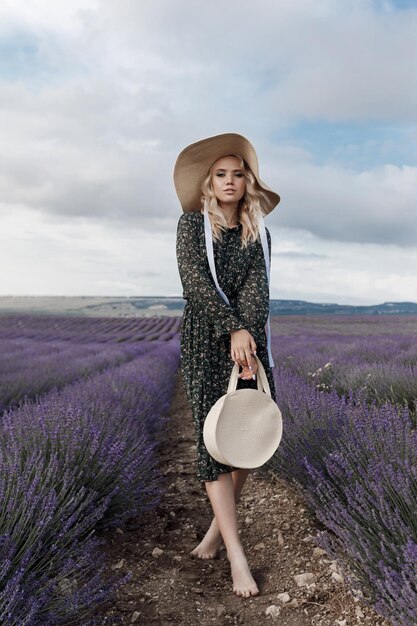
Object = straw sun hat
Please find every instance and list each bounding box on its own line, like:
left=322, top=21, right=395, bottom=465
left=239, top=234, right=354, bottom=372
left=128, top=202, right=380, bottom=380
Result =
left=173, top=132, right=280, bottom=214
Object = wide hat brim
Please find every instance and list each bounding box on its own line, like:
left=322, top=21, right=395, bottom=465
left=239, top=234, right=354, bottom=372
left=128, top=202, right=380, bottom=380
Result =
left=173, top=132, right=280, bottom=215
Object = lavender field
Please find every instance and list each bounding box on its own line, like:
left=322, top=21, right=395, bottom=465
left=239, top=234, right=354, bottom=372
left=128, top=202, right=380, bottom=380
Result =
left=0, top=314, right=180, bottom=626
left=1, top=313, right=416, bottom=625
left=0, top=314, right=179, bottom=415
left=267, top=315, right=417, bottom=626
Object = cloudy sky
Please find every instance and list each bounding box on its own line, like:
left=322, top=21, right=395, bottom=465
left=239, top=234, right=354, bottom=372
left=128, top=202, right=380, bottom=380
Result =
left=1, top=0, right=416, bottom=305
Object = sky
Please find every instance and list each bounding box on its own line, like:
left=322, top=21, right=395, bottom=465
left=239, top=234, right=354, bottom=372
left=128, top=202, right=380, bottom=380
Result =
left=1, top=0, right=416, bottom=305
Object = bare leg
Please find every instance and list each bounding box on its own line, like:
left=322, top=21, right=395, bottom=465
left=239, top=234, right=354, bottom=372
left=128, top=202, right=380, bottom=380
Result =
left=203, top=471, right=259, bottom=597
left=190, top=468, right=250, bottom=559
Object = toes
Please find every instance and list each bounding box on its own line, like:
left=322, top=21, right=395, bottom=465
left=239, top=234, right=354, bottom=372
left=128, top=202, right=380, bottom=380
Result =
left=233, top=585, right=259, bottom=598
left=234, top=588, right=250, bottom=598
left=190, top=549, right=217, bottom=560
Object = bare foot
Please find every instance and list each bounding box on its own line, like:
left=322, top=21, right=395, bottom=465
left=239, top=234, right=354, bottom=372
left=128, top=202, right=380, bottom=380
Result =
left=228, top=552, right=260, bottom=597
left=189, top=517, right=223, bottom=559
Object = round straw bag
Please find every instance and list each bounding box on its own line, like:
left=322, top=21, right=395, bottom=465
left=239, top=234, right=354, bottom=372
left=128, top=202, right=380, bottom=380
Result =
left=203, top=355, right=283, bottom=469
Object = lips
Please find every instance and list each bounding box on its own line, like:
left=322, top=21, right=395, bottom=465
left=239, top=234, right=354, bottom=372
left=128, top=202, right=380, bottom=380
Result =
left=224, top=189, right=236, bottom=193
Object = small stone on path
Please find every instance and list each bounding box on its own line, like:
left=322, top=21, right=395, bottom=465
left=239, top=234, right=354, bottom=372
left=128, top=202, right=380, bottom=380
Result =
left=265, top=604, right=281, bottom=619
left=277, top=592, right=291, bottom=604
left=294, top=572, right=316, bottom=587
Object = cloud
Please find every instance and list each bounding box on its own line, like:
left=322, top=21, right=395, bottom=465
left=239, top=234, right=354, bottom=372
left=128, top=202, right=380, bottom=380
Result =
left=85, top=0, right=417, bottom=123
left=0, top=74, right=415, bottom=246
left=3, top=205, right=417, bottom=305
left=271, top=156, right=417, bottom=246
left=0, top=0, right=416, bottom=301
left=268, top=224, right=417, bottom=305
left=275, top=251, right=328, bottom=259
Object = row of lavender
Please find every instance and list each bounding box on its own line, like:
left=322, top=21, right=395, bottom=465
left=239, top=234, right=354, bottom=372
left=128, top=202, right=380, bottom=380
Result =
left=0, top=316, right=180, bottom=625
left=0, top=314, right=181, bottom=415
left=267, top=316, right=417, bottom=626
left=0, top=338, right=155, bottom=415
left=0, top=313, right=181, bottom=343
left=271, top=322, right=417, bottom=418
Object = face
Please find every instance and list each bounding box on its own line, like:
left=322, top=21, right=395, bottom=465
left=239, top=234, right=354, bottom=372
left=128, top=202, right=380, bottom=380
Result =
left=210, top=155, right=246, bottom=206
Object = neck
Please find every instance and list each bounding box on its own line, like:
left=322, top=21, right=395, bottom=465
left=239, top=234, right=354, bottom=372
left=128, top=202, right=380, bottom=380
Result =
left=218, top=202, right=239, bottom=226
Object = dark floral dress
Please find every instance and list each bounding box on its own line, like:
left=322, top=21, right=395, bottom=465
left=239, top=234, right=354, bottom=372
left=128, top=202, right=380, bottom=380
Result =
left=176, top=211, right=277, bottom=482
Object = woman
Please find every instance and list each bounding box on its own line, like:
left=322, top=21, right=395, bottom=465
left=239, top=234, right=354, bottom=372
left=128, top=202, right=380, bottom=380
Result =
left=174, top=133, right=280, bottom=598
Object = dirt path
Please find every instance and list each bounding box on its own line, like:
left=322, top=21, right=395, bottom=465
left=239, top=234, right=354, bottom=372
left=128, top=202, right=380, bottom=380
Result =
left=92, top=370, right=389, bottom=626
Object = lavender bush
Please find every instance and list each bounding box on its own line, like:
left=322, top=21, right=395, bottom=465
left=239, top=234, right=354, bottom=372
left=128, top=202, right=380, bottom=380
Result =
left=270, top=329, right=417, bottom=418
left=304, top=399, right=417, bottom=626
left=0, top=338, right=155, bottom=415
left=0, top=446, right=121, bottom=626
left=265, top=316, right=417, bottom=626
left=0, top=338, right=180, bottom=625
left=263, top=363, right=350, bottom=489
left=0, top=314, right=181, bottom=344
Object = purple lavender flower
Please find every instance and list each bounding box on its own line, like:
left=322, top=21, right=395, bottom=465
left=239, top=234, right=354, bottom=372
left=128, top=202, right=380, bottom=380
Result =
left=0, top=314, right=180, bottom=625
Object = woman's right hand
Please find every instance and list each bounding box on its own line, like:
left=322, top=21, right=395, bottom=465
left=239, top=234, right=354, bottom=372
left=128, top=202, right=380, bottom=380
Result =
left=230, top=329, right=257, bottom=379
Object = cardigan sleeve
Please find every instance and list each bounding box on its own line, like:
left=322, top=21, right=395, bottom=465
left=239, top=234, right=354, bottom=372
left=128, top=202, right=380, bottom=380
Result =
left=234, top=228, right=271, bottom=346
left=176, top=213, right=247, bottom=341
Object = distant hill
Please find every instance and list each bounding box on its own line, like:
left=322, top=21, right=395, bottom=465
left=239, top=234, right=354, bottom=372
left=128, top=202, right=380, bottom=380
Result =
left=269, top=299, right=417, bottom=316
left=1, top=296, right=417, bottom=317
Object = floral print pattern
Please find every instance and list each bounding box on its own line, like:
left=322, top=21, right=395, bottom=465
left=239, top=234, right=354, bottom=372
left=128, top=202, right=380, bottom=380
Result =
left=176, top=211, right=277, bottom=482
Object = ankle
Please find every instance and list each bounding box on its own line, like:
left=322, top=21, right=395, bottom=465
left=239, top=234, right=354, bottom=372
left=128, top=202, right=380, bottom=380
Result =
left=226, top=546, right=246, bottom=562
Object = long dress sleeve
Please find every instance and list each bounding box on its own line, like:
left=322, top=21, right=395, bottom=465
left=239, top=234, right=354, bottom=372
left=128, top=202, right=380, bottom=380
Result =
left=176, top=213, right=247, bottom=341
left=234, top=227, right=271, bottom=347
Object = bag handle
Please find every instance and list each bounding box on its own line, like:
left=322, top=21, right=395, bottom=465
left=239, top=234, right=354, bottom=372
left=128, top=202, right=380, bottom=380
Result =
left=226, top=354, right=271, bottom=397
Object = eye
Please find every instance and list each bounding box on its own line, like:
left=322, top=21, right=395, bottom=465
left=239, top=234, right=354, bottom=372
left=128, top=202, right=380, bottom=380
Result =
left=215, top=172, right=225, bottom=177
left=235, top=173, right=244, bottom=177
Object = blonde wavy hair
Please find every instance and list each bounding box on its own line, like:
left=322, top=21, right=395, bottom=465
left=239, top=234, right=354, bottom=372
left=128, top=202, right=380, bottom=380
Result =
left=199, top=153, right=269, bottom=248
